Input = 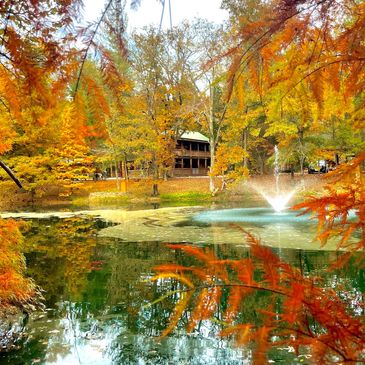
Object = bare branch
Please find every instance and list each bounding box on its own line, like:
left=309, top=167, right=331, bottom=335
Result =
left=73, top=0, right=114, bottom=98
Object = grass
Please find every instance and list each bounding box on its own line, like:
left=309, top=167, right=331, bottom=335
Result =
left=87, top=192, right=130, bottom=206
left=72, top=181, right=215, bottom=207
left=160, top=191, right=212, bottom=205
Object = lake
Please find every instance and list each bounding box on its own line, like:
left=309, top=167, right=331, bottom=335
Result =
left=0, top=205, right=363, bottom=364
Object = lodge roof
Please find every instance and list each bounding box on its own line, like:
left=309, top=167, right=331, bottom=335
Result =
left=179, top=131, right=209, bottom=142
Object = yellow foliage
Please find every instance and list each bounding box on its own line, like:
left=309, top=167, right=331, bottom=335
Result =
left=211, top=145, right=249, bottom=190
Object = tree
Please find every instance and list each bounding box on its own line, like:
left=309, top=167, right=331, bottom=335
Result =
left=210, top=144, right=248, bottom=191
left=128, top=23, right=201, bottom=188
left=223, top=0, right=365, bottom=174
left=0, top=0, right=89, bottom=195
left=192, top=20, right=232, bottom=193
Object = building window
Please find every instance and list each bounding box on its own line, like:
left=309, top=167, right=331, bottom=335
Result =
left=191, top=142, right=198, bottom=151
left=192, top=159, right=198, bottom=168
left=175, top=158, right=182, bottom=168
left=207, top=158, right=211, bottom=167
left=183, top=159, right=191, bottom=168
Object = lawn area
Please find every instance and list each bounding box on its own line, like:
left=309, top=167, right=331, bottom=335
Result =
left=0, top=174, right=325, bottom=209
left=78, top=174, right=325, bottom=206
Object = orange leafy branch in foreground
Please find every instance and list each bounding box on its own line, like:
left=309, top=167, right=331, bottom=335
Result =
left=0, top=220, right=40, bottom=313
left=293, top=151, right=365, bottom=255
left=151, top=233, right=365, bottom=364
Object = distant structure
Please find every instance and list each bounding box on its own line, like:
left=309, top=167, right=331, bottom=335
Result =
left=100, top=131, right=211, bottom=178
left=173, top=132, right=210, bottom=176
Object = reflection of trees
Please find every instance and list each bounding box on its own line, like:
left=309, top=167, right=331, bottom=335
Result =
left=143, top=244, right=365, bottom=363
left=9, top=219, right=364, bottom=364
left=25, top=217, right=98, bottom=304
left=101, top=241, right=175, bottom=329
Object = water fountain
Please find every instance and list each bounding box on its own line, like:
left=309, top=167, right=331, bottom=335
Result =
left=252, top=145, right=297, bottom=213
left=192, top=145, right=305, bottom=230
left=191, top=159, right=308, bottom=247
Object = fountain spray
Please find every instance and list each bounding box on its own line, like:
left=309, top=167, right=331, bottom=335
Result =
left=247, top=145, right=296, bottom=213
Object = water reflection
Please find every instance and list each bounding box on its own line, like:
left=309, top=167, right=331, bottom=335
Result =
left=0, top=217, right=363, bottom=364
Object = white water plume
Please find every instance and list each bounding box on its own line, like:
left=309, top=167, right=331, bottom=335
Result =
left=246, top=146, right=296, bottom=212
left=260, top=190, right=296, bottom=213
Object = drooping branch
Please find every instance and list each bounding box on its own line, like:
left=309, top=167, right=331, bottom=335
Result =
left=0, top=50, right=14, bottom=62
left=225, top=0, right=331, bottom=101
left=280, top=57, right=365, bottom=101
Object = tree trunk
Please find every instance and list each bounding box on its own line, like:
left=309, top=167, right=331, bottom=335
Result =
left=335, top=153, right=340, bottom=165
left=243, top=128, right=248, bottom=169
left=122, top=155, right=129, bottom=180
left=209, top=140, right=216, bottom=194
left=299, top=155, right=305, bottom=176
left=257, top=153, right=264, bottom=175
left=299, top=155, right=306, bottom=190
left=114, top=160, right=120, bottom=191
left=152, top=157, right=160, bottom=196
left=152, top=183, right=159, bottom=196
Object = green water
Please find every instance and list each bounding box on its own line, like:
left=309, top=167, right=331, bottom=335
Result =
left=0, top=210, right=363, bottom=365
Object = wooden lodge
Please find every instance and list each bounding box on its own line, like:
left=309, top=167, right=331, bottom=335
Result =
left=173, top=132, right=210, bottom=176
left=99, top=131, right=211, bottom=178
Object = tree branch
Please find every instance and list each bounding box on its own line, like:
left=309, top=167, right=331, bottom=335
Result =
left=0, top=97, right=14, bottom=122
left=0, top=160, right=23, bottom=189
left=225, top=0, right=331, bottom=101
left=73, top=0, right=114, bottom=98
left=280, top=57, right=365, bottom=101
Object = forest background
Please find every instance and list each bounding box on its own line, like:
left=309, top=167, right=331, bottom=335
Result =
left=1, top=0, right=364, bottom=200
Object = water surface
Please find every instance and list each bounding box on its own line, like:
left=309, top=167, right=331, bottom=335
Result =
left=0, top=208, right=363, bottom=365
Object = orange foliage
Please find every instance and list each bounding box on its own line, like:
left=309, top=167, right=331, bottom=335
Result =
left=0, top=220, right=39, bottom=312
left=224, top=0, right=365, bottom=153
left=294, top=152, right=365, bottom=255
left=151, top=231, right=365, bottom=364
left=0, top=0, right=111, bottom=194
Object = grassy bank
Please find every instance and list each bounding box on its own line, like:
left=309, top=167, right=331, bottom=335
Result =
left=0, top=175, right=325, bottom=210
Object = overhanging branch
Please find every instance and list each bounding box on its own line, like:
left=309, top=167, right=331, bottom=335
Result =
left=0, top=160, right=23, bottom=189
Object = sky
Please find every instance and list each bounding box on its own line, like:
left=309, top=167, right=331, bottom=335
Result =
left=82, top=0, right=228, bottom=30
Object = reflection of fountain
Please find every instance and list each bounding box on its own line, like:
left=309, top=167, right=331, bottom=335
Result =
left=248, top=145, right=296, bottom=212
